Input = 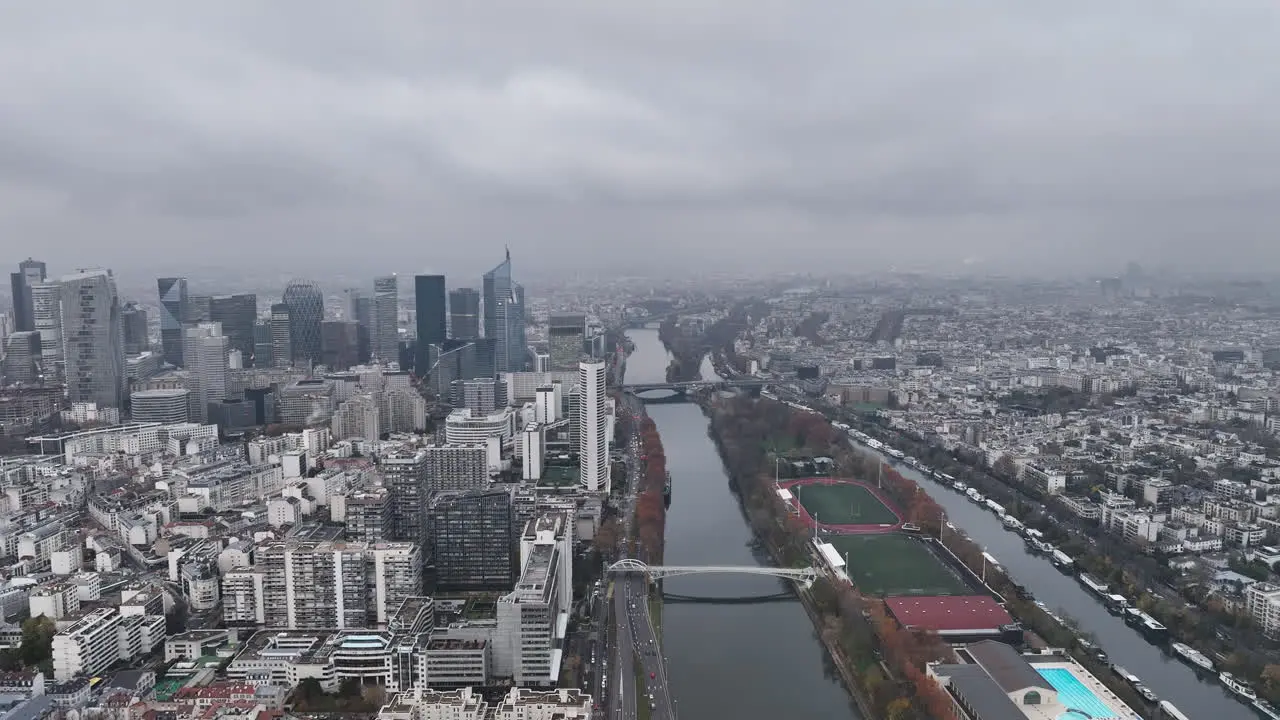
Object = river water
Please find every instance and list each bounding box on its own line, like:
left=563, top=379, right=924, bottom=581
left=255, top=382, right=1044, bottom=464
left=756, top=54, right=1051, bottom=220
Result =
left=624, top=327, right=861, bottom=720
left=849, top=445, right=1248, bottom=719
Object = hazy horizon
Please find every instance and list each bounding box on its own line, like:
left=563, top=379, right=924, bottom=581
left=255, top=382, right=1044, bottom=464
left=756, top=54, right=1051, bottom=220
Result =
left=4, top=1, right=1280, bottom=280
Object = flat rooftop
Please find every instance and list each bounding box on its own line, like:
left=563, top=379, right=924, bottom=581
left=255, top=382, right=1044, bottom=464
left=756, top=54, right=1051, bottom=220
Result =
left=885, top=595, right=1014, bottom=633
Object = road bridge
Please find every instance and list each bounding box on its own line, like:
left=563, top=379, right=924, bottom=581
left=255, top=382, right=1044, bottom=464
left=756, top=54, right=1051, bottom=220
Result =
left=608, top=558, right=819, bottom=585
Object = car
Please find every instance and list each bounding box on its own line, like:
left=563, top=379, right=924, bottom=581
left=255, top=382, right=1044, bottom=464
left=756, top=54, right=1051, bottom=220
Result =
left=650, top=672, right=655, bottom=679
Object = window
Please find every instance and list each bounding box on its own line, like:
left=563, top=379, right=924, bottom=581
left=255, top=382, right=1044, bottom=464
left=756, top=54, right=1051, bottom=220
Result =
left=1023, top=690, right=1041, bottom=705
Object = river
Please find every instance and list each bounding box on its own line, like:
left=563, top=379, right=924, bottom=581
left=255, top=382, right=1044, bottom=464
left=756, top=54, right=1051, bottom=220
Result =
left=624, top=326, right=861, bottom=720
left=848, top=444, right=1249, bottom=718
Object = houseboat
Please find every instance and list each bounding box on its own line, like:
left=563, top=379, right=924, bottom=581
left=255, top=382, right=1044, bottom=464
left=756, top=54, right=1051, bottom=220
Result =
left=952, top=480, right=967, bottom=492
left=1002, top=515, right=1025, bottom=532
left=1078, top=573, right=1110, bottom=598
left=1220, top=672, right=1258, bottom=702
left=1051, top=548, right=1074, bottom=572
left=1158, top=700, right=1191, bottom=720
left=1123, top=608, right=1169, bottom=641
left=984, top=498, right=1005, bottom=515
left=966, top=488, right=985, bottom=504
left=1170, top=642, right=1214, bottom=673
left=1103, top=593, right=1130, bottom=614
left=1252, top=698, right=1280, bottom=720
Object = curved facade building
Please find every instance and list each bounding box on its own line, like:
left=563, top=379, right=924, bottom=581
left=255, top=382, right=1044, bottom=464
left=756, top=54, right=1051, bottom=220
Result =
left=283, top=280, right=324, bottom=368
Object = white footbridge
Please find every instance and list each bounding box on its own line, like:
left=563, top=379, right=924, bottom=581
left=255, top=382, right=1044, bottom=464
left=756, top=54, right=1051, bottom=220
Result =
left=608, top=558, right=818, bottom=586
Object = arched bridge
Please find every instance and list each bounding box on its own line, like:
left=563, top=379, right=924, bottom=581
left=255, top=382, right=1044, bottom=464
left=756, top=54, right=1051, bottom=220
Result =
left=607, top=558, right=819, bottom=585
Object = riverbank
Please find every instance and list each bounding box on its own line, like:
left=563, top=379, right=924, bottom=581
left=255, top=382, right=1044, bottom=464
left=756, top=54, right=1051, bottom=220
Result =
left=835, top=408, right=1280, bottom=708
left=701, top=395, right=950, bottom=720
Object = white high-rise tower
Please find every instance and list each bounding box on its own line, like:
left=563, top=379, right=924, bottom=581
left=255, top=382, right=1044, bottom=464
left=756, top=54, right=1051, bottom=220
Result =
left=183, top=322, right=229, bottom=423
left=577, top=360, right=608, bottom=493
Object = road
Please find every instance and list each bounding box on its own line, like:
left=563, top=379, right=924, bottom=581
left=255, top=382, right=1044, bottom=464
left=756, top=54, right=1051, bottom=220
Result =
left=605, top=398, right=677, bottom=719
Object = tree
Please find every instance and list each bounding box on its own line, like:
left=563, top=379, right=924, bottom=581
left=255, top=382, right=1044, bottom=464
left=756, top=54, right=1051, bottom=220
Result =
left=19, top=616, right=56, bottom=669
left=886, top=698, right=912, bottom=720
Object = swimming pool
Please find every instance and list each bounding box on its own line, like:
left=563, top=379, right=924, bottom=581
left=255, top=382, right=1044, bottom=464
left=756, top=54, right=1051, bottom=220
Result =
left=1036, top=667, right=1117, bottom=719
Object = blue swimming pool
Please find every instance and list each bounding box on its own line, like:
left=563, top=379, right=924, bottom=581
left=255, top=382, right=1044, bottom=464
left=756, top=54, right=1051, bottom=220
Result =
left=1036, top=667, right=1117, bottom=719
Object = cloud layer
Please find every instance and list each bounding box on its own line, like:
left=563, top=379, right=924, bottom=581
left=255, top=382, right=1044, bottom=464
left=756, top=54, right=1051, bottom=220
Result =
left=3, top=1, right=1280, bottom=279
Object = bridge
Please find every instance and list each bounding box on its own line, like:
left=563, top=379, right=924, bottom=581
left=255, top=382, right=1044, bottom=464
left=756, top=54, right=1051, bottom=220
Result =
left=607, top=558, right=819, bottom=586
left=620, top=379, right=768, bottom=393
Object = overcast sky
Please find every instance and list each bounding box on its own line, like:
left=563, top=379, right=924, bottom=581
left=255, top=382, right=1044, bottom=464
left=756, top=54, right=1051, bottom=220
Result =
left=3, top=1, right=1280, bottom=282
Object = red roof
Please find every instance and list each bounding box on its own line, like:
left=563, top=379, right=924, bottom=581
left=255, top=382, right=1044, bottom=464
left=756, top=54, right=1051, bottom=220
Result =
left=884, top=595, right=1014, bottom=633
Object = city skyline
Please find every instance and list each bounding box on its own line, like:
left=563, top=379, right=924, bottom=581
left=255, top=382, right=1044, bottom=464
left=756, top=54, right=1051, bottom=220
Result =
left=4, top=3, right=1280, bottom=278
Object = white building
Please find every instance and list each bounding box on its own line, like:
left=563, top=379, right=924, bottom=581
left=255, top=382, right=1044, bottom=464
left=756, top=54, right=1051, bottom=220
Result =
left=1247, top=582, right=1280, bottom=639
left=444, top=408, right=515, bottom=447
left=577, top=360, right=608, bottom=493
left=183, top=323, right=230, bottom=423
left=521, top=424, right=545, bottom=481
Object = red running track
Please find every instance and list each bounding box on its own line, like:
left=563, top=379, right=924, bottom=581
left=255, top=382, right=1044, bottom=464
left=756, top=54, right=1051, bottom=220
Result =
left=777, top=477, right=904, bottom=534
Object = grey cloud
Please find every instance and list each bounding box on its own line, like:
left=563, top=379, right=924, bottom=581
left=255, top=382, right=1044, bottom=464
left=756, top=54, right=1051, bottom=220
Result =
left=2, top=0, right=1280, bottom=279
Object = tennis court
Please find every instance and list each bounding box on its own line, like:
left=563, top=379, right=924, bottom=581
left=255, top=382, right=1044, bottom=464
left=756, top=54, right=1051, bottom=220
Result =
left=786, top=478, right=901, bottom=530
left=825, top=533, right=975, bottom=597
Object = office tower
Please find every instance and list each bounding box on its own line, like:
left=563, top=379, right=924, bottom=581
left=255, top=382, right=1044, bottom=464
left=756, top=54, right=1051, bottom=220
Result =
left=424, top=443, right=489, bottom=493
left=269, top=304, right=292, bottom=368
left=121, top=302, right=148, bottom=355
left=157, top=277, right=188, bottom=367
left=183, top=322, right=229, bottom=423
left=483, top=250, right=527, bottom=373
left=414, top=275, right=447, bottom=377
left=282, top=280, right=324, bottom=367
left=31, top=282, right=63, bottom=382
left=186, top=294, right=212, bottom=324
left=520, top=511, right=574, bottom=617
left=320, top=320, right=361, bottom=370
left=252, top=322, right=273, bottom=368
left=451, top=377, right=504, bottom=414
left=521, top=424, right=545, bottom=481
left=381, top=449, right=429, bottom=545
left=129, top=388, right=191, bottom=424
left=578, top=360, right=608, bottom=492
left=373, top=275, right=399, bottom=361
left=9, top=258, right=46, bottom=332
left=62, top=270, right=126, bottom=409
left=548, top=313, right=586, bottom=371
left=209, top=294, right=257, bottom=367
left=431, top=489, right=514, bottom=590
left=534, top=385, right=558, bottom=423
left=449, top=287, right=480, bottom=340
left=1, top=331, right=41, bottom=385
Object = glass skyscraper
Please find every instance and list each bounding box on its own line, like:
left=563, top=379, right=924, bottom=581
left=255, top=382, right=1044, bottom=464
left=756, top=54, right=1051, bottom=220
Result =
left=157, top=276, right=188, bottom=367
left=482, top=249, right=527, bottom=373
left=63, top=269, right=125, bottom=408
left=282, top=280, right=324, bottom=367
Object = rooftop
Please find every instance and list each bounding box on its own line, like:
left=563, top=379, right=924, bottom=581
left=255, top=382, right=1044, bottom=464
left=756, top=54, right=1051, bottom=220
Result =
left=884, top=595, right=1015, bottom=633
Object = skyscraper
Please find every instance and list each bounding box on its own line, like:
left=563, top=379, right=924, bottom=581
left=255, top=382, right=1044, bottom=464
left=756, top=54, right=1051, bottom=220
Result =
left=282, top=280, right=324, bottom=367
left=31, top=282, right=63, bottom=382
left=157, top=277, right=188, bottom=367
left=345, top=287, right=373, bottom=363
left=320, top=320, right=361, bottom=370
left=448, top=287, right=480, bottom=340
left=270, top=304, right=292, bottom=369
left=121, top=302, right=149, bottom=355
left=578, top=360, right=608, bottom=492
left=0, top=331, right=41, bottom=385
left=209, top=294, right=257, bottom=367
left=548, top=312, right=587, bottom=371
left=183, top=322, right=229, bottom=423
left=483, top=249, right=527, bottom=373
left=62, top=269, right=125, bottom=409
left=414, top=275, right=447, bottom=378
left=8, top=258, right=46, bottom=332
left=373, top=275, right=399, bottom=362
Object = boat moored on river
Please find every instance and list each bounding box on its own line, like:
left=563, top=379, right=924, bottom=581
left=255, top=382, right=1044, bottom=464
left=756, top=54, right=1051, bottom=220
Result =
left=1170, top=642, right=1214, bottom=673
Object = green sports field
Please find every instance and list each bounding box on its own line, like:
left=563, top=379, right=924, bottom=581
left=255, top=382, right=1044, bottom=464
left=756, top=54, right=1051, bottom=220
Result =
left=792, top=481, right=900, bottom=526
left=825, top=534, right=975, bottom=597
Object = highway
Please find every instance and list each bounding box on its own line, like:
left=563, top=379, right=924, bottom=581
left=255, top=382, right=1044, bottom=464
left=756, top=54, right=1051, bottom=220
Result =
left=606, top=398, right=677, bottom=719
